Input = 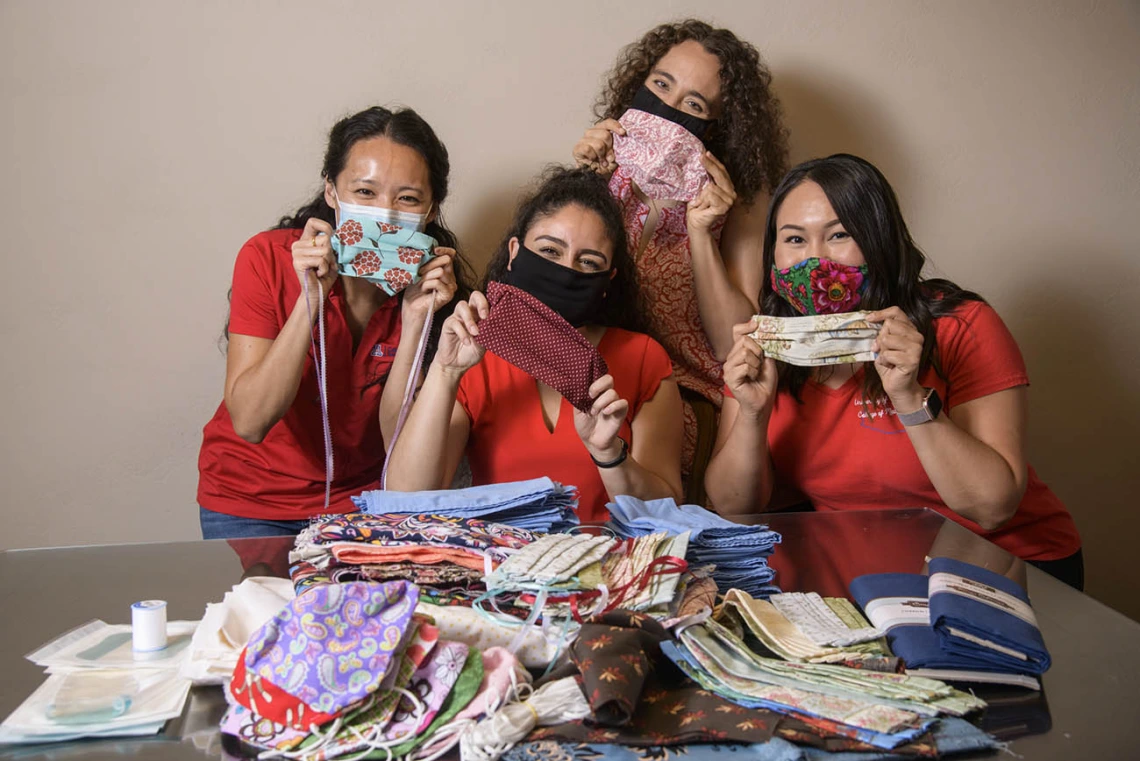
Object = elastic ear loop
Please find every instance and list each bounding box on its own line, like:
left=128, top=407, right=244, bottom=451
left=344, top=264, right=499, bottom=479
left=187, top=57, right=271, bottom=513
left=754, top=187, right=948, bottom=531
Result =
left=303, top=273, right=333, bottom=511
left=381, top=306, right=433, bottom=490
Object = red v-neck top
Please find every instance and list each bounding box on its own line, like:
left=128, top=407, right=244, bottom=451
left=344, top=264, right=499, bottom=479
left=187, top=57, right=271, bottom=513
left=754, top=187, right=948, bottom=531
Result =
left=197, top=228, right=402, bottom=520
left=457, top=328, right=673, bottom=523
left=736, top=300, right=1080, bottom=561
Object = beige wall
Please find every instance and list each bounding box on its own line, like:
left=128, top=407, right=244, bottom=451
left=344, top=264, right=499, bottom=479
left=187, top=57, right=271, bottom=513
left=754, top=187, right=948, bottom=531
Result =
left=1, top=1, right=1137, bottom=616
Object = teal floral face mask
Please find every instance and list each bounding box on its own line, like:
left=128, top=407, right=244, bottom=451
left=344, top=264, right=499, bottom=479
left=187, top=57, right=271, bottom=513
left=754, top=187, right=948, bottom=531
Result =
left=771, top=257, right=869, bottom=316
left=331, top=198, right=436, bottom=296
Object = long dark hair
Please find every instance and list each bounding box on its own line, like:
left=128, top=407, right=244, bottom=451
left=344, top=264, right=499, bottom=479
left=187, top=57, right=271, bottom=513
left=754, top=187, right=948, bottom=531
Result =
left=225, top=106, right=473, bottom=364
left=761, top=154, right=984, bottom=403
left=483, top=166, right=649, bottom=335
left=595, top=18, right=789, bottom=202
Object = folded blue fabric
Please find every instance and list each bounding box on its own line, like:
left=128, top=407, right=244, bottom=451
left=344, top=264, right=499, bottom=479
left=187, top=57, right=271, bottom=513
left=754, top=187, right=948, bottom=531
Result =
left=352, top=477, right=579, bottom=533
left=849, top=573, right=967, bottom=671
left=927, top=556, right=1050, bottom=675
left=607, top=495, right=782, bottom=599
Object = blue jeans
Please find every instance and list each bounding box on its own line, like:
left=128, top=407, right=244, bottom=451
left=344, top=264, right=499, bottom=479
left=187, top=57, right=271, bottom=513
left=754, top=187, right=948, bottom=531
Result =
left=199, top=506, right=311, bottom=540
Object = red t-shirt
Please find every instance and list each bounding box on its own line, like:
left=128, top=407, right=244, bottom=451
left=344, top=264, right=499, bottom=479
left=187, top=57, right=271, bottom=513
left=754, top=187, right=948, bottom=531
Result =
left=756, top=301, right=1080, bottom=561
left=457, top=328, right=673, bottom=523
left=197, top=228, right=402, bottom=520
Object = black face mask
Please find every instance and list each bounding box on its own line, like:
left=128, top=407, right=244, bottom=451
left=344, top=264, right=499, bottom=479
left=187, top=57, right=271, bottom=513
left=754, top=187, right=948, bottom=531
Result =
left=631, top=85, right=715, bottom=143
left=504, top=245, right=611, bottom=327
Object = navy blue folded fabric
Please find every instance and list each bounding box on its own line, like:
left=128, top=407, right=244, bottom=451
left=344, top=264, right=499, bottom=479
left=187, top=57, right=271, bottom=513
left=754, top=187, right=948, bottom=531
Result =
left=928, top=556, right=1050, bottom=675
left=351, top=477, right=579, bottom=533
left=607, top=495, right=781, bottom=598
left=849, top=573, right=967, bottom=671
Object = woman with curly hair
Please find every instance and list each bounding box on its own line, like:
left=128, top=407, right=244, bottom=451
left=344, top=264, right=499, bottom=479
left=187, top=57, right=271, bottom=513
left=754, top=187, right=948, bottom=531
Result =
left=573, top=19, right=789, bottom=490
left=385, top=167, right=683, bottom=522
left=706, top=155, right=1082, bottom=588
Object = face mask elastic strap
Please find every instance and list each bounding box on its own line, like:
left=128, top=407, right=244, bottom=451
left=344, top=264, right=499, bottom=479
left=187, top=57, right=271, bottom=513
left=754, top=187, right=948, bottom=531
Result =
left=303, top=273, right=334, bottom=511
left=380, top=307, right=433, bottom=490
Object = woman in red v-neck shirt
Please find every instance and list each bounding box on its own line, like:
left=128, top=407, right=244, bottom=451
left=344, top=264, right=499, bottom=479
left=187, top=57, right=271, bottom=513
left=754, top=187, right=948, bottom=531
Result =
left=705, top=154, right=1083, bottom=588
left=384, top=168, right=683, bottom=522
left=197, top=107, right=472, bottom=539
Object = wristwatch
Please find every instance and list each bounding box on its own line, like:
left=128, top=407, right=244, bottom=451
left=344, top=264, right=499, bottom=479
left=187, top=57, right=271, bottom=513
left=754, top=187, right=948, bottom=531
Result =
left=897, top=388, right=942, bottom=427
left=590, top=438, right=629, bottom=469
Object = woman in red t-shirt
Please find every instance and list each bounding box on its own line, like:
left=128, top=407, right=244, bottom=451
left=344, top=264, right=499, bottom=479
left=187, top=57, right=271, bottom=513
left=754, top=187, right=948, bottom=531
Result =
left=706, top=154, right=1083, bottom=588
left=385, top=168, right=683, bottom=522
left=197, top=106, right=472, bottom=539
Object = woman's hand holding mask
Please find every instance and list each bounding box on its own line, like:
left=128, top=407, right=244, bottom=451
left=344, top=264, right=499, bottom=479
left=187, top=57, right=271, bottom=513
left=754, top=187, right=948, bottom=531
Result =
left=686, top=152, right=736, bottom=237
left=574, top=374, right=630, bottom=462
left=725, top=318, right=778, bottom=420
left=292, top=218, right=338, bottom=308
left=401, top=249, right=458, bottom=322
left=572, top=119, right=626, bottom=176
left=435, top=291, right=489, bottom=378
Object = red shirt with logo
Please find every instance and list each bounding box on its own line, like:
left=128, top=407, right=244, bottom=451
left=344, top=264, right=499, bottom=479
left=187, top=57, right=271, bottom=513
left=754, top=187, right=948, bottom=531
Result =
left=759, top=300, right=1080, bottom=561
left=197, top=228, right=402, bottom=520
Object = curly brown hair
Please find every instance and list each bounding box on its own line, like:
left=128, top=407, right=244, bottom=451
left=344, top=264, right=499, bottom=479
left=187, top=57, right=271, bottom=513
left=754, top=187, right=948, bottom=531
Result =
left=594, top=19, right=789, bottom=203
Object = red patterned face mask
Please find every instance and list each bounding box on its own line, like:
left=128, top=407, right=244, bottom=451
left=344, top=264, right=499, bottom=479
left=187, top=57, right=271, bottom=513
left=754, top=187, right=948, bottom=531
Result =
left=612, top=108, right=709, bottom=202
left=474, top=282, right=608, bottom=413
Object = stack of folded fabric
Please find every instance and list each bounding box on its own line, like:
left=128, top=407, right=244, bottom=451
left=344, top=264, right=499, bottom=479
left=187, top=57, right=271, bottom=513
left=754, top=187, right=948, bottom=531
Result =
left=607, top=495, right=782, bottom=598
left=721, top=589, right=898, bottom=670
left=351, top=477, right=579, bottom=533
left=850, top=556, right=1050, bottom=688
left=662, top=617, right=987, bottom=752
left=221, top=580, right=529, bottom=761
left=289, top=513, right=535, bottom=610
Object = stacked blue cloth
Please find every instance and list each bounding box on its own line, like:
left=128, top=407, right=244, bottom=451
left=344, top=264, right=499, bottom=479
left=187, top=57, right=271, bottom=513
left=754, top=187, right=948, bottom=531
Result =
left=607, top=495, right=781, bottom=598
left=850, top=557, right=1050, bottom=676
left=351, top=477, right=579, bottom=533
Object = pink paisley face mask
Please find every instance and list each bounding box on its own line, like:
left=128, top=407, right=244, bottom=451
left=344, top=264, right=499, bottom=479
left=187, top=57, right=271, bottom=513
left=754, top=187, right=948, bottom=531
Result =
left=612, top=109, right=709, bottom=202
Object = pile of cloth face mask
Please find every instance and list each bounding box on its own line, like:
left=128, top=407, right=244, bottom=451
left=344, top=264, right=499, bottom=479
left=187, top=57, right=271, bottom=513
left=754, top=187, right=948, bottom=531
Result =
left=221, top=579, right=537, bottom=761
left=480, top=531, right=693, bottom=629
left=607, top=495, right=782, bottom=598
left=662, top=616, right=988, bottom=752
left=351, top=477, right=580, bottom=534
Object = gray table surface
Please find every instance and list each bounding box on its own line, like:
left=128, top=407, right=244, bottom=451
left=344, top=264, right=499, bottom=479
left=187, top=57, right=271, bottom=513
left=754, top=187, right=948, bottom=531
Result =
left=1, top=509, right=1136, bottom=759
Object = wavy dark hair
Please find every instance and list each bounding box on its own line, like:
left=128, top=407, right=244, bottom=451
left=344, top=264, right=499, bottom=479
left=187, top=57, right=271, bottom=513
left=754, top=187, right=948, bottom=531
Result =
left=224, top=106, right=473, bottom=366
left=595, top=18, right=789, bottom=203
left=483, top=166, right=649, bottom=335
left=761, top=154, right=984, bottom=403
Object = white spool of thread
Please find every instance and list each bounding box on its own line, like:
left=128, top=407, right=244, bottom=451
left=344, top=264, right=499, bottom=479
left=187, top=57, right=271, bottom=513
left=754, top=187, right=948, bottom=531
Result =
left=131, top=600, right=168, bottom=652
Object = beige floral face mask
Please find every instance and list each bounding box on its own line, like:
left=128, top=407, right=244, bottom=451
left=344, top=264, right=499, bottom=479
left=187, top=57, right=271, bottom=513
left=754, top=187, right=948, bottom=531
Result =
left=749, top=310, right=881, bottom=367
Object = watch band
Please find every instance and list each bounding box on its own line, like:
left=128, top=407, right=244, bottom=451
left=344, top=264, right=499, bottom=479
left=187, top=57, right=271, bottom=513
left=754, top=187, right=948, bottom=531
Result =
left=897, top=388, right=942, bottom=427
left=590, top=438, right=629, bottom=469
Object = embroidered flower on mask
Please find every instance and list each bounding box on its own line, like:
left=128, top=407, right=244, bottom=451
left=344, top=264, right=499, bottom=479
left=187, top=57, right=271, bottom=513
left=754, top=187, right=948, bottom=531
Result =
left=398, top=246, right=424, bottom=265
left=351, top=251, right=381, bottom=276
left=384, top=268, right=413, bottom=293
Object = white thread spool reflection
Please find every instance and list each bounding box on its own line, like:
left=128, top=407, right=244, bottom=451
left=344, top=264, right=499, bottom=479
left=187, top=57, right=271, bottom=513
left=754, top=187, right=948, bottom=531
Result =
left=131, top=600, right=168, bottom=652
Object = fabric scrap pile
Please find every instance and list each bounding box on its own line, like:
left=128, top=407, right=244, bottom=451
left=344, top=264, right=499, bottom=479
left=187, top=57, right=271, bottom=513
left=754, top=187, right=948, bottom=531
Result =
left=608, top=495, right=782, bottom=598
left=851, top=556, right=1051, bottom=688
left=222, top=579, right=530, bottom=761
left=351, top=477, right=579, bottom=533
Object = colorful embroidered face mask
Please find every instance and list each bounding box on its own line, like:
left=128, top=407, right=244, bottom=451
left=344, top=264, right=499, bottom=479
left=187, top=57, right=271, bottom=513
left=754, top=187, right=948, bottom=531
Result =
left=475, top=282, right=609, bottom=413
left=504, top=245, right=611, bottom=327
left=771, top=257, right=869, bottom=316
left=331, top=196, right=436, bottom=296
left=612, top=88, right=711, bottom=202
left=750, top=311, right=880, bottom=367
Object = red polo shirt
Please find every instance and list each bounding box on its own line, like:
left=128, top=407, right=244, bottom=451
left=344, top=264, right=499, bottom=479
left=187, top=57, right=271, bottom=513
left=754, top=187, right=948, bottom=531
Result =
left=197, top=228, right=402, bottom=520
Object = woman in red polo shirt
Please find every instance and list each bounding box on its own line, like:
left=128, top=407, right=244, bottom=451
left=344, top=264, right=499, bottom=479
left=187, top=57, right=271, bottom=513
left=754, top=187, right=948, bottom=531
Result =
left=384, top=168, right=683, bottom=522
left=705, top=154, right=1083, bottom=588
left=197, top=106, right=470, bottom=539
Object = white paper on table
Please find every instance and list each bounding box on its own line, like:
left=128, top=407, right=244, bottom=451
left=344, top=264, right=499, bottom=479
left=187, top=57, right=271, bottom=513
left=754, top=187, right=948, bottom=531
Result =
left=27, top=620, right=198, bottom=671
